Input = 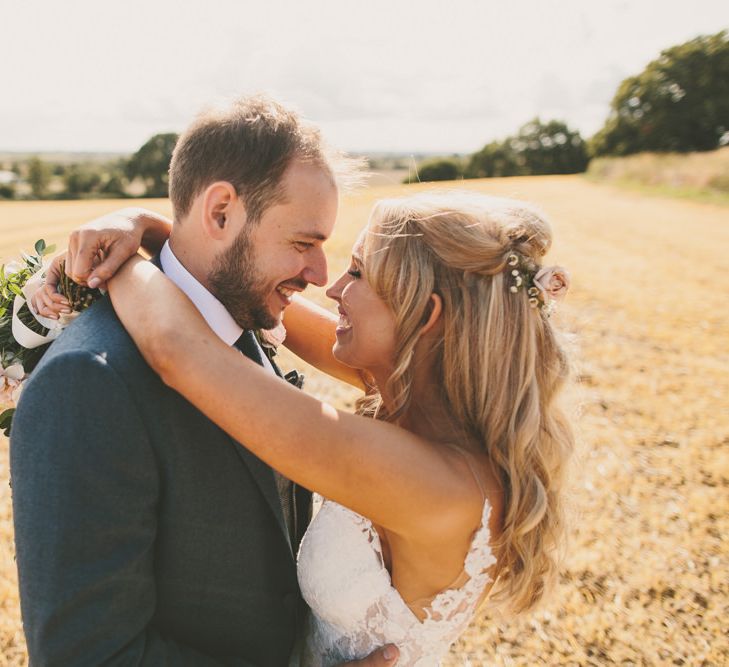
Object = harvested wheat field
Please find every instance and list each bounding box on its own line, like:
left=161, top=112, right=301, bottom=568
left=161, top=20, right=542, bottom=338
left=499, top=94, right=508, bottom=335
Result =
left=1, top=175, right=727, bottom=666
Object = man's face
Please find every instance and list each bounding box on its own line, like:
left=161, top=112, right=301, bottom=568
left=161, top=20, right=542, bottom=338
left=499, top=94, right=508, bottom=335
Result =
left=209, top=160, right=338, bottom=330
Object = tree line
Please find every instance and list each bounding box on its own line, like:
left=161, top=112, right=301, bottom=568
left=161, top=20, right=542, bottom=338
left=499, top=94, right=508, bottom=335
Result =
left=0, top=133, right=178, bottom=201
left=409, top=30, right=728, bottom=183
left=1, top=30, right=726, bottom=199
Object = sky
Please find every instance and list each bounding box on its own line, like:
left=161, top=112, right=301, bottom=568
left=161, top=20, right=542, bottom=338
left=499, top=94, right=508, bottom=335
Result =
left=1, top=0, right=727, bottom=154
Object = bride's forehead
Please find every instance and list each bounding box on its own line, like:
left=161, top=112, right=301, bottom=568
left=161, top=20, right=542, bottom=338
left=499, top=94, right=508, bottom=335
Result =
left=351, top=227, right=368, bottom=254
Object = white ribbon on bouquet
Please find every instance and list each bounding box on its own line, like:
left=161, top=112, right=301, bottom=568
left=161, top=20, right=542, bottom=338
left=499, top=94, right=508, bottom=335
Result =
left=11, top=270, right=81, bottom=350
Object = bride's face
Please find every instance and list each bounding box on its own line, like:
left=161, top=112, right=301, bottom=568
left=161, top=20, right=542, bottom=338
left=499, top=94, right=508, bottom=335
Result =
left=326, top=229, right=397, bottom=375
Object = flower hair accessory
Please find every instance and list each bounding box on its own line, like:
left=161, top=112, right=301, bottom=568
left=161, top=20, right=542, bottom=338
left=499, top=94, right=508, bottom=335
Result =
left=506, top=253, right=570, bottom=315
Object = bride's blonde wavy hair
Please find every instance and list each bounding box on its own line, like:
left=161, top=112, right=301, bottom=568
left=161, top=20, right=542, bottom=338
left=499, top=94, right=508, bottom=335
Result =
left=356, top=191, right=574, bottom=615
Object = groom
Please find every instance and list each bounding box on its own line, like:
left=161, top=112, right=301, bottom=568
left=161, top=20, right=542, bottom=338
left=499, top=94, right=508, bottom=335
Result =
left=11, top=96, right=395, bottom=666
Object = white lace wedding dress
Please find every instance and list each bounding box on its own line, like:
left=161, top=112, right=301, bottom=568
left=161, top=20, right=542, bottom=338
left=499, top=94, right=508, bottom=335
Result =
left=297, top=467, right=497, bottom=666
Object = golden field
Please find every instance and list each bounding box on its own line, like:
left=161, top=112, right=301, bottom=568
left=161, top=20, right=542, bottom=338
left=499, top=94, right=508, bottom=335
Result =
left=1, top=176, right=728, bottom=665
left=587, top=147, right=729, bottom=206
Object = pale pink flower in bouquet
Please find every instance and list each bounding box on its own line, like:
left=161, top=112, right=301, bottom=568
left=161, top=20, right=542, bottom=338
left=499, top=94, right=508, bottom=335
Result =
left=0, top=363, right=25, bottom=408
left=3, top=261, right=23, bottom=277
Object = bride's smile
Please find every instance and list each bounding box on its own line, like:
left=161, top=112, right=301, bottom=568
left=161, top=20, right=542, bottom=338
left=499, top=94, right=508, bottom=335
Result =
left=326, top=233, right=398, bottom=377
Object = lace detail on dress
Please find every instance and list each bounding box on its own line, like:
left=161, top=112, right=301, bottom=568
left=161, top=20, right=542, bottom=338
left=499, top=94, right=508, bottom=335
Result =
left=297, top=496, right=497, bottom=666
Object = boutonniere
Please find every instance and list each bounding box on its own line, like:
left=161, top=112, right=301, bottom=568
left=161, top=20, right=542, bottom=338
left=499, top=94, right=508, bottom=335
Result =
left=0, top=239, right=103, bottom=435
left=256, top=322, right=287, bottom=360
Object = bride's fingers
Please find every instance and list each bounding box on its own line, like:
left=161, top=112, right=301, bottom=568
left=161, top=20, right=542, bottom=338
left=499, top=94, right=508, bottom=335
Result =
left=32, top=290, right=58, bottom=319
left=68, top=229, right=102, bottom=283
left=87, top=246, right=135, bottom=290
left=32, top=286, right=71, bottom=319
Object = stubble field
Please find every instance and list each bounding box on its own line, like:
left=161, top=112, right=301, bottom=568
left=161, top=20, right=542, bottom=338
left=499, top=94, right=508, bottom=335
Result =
left=1, top=175, right=728, bottom=665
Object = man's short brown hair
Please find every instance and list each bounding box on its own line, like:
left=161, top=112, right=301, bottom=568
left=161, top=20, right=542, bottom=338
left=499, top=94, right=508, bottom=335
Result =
left=169, top=95, right=335, bottom=223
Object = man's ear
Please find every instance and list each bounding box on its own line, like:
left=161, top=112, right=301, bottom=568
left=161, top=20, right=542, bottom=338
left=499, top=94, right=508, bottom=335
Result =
left=420, top=293, right=443, bottom=336
left=200, top=181, right=243, bottom=240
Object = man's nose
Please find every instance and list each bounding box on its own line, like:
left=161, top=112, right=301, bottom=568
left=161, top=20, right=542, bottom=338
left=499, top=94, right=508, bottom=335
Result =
left=302, top=248, right=328, bottom=287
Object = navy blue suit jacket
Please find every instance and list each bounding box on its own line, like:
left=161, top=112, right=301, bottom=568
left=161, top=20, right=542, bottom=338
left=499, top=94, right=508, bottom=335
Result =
left=11, top=282, right=311, bottom=666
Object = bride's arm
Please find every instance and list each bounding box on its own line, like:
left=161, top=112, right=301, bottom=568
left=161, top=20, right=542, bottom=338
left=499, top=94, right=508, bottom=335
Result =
left=33, top=210, right=363, bottom=388
left=283, top=295, right=366, bottom=390
left=32, top=208, right=172, bottom=318
left=108, top=256, right=467, bottom=538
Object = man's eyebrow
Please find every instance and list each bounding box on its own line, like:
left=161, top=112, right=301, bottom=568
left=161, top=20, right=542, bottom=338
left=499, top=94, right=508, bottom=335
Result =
left=295, top=231, right=328, bottom=242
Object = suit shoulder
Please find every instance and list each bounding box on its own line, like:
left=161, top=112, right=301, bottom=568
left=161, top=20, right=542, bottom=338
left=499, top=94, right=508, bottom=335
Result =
left=38, top=298, right=150, bottom=379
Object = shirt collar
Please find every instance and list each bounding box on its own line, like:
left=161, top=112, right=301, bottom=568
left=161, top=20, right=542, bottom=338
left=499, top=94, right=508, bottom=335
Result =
left=159, top=240, right=243, bottom=347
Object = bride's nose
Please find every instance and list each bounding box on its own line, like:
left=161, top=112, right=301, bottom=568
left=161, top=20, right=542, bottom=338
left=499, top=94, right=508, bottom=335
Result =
left=325, top=272, right=347, bottom=302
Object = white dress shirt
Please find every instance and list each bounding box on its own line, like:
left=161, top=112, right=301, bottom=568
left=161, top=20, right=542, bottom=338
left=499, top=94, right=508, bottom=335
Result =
left=159, top=241, right=275, bottom=373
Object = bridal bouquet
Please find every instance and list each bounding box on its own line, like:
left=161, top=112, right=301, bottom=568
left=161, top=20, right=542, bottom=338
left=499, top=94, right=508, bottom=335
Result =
left=0, top=240, right=103, bottom=435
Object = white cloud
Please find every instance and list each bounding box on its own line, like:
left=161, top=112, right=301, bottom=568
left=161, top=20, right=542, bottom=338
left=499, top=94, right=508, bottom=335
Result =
left=0, top=0, right=726, bottom=152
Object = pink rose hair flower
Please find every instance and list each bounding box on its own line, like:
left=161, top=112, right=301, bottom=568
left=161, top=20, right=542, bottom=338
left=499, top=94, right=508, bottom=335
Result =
left=533, top=266, right=571, bottom=302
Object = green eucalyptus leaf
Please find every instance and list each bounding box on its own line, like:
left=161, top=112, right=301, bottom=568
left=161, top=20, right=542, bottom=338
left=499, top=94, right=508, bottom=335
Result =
left=0, top=408, right=14, bottom=437
left=34, top=239, right=46, bottom=255
left=44, top=244, right=56, bottom=256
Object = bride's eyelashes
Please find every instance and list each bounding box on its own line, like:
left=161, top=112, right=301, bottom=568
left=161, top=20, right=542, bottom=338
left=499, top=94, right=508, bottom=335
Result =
left=347, top=268, right=362, bottom=279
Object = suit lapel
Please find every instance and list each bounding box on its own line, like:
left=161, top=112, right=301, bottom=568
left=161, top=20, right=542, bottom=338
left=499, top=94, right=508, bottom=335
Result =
left=232, top=331, right=292, bottom=555
left=229, top=431, right=291, bottom=555
left=152, top=254, right=293, bottom=556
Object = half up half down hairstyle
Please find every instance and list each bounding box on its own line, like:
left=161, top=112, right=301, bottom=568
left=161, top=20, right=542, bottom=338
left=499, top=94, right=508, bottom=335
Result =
left=357, top=191, right=574, bottom=615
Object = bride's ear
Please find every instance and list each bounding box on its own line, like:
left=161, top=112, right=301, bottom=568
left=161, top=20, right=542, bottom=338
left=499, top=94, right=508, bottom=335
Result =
left=419, top=293, right=443, bottom=336
left=201, top=182, right=242, bottom=240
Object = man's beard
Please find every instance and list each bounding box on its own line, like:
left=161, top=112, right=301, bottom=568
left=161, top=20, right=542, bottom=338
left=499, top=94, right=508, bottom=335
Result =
left=208, top=227, right=278, bottom=331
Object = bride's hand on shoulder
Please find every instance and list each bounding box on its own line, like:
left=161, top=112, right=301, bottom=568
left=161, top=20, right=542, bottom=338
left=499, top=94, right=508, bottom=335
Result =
left=30, top=207, right=173, bottom=318
left=65, top=207, right=172, bottom=289
left=30, top=252, right=71, bottom=319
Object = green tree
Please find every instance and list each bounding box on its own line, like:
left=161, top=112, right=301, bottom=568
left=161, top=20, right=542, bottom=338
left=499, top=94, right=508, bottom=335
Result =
left=0, top=183, right=15, bottom=200
left=126, top=132, right=178, bottom=197
left=99, top=158, right=130, bottom=197
left=62, top=163, right=102, bottom=196
left=404, top=158, right=463, bottom=183
left=466, top=119, right=588, bottom=178
left=27, top=157, right=52, bottom=199
left=591, top=31, right=729, bottom=156
left=508, top=118, right=588, bottom=175
left=466, top=141, right=520, bottom=178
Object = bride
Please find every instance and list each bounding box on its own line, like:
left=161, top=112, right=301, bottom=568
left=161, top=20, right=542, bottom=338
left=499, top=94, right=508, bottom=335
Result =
left=37, top=192, right=574, bottom=665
